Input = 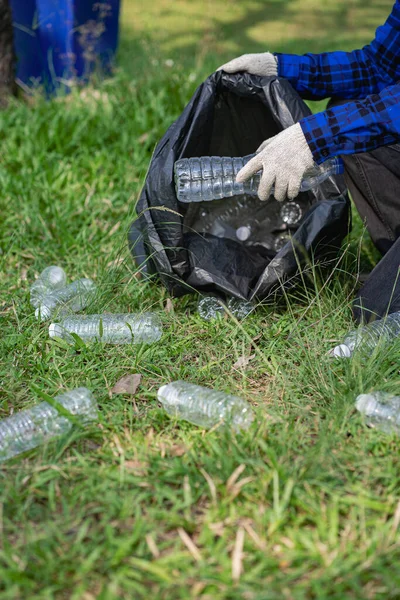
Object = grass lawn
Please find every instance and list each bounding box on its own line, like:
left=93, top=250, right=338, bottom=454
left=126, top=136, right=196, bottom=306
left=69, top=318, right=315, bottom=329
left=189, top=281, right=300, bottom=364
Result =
left=1, top=0, right=400, bottom=597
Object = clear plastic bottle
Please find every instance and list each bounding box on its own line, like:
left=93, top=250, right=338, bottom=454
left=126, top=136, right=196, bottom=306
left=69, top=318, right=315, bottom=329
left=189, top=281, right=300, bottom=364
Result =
left=355, top=392, right=400, bottom=434
left=35, top=278, right=97, bottom=321
left=330, top=311, right=400, bottom=358
left=280, top=202, right=302, bottom=226
left=197, top=296, right=226, bottom=321
left=197, top=296, right=254, bottom=321
left=174, top=155, right=344, bottom=203
left=157, top=381, right=253, bottom=430
left=49, top=313, right=162, bottom=344
left=227, top=297, right=254, bottom=319
left=30, top=266, right=67, bottom=308
left=0, top=387, right=98, bottom=462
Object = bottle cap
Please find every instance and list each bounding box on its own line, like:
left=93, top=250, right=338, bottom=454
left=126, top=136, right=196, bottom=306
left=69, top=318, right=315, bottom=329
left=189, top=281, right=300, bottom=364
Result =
left=355, top=394, right=378, bottom=415
left=49, top=323, right=64, bottom=338
left=35, top=305, right=51, bottom=321
left=329, top=344, right=351, bottom=358
left=236, top=226, right=251, bottom=241
left=42, top=266, right=67, bottom=286
left=157, top=384, right=167, bottom=402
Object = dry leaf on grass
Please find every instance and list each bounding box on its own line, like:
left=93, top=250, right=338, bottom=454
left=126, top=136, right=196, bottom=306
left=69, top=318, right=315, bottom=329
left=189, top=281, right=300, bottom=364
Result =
left=124, top=459, right=148, bottom=475
left=158, top=441, right=188, bottom=458
left=209, top=521, right=225, bottom=537
left=178, top=528, right=202, bottom=562
left=138, top=132, right=150, bottom=144
left=111, top=374, right=141, bottom=396
left=145, top=533, right=160, bottom=558
left=165, top=298, right=174, bottom=313
left=169, top=444, right=187, bottom=457
left=232, top=354, right=255, bottom=369
left=232, top=527, right=245, bottom=582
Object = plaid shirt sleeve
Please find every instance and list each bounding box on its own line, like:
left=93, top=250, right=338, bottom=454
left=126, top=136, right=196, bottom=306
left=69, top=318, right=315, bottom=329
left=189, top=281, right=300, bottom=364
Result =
left=299, top=82, right=400, bottom=163
left=274, top=1, right=400, bottom=101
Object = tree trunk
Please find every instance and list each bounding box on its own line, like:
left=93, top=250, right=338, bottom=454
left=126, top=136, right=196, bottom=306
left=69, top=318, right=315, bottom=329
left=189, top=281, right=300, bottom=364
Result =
left=0, top=0, right=16, bottom=107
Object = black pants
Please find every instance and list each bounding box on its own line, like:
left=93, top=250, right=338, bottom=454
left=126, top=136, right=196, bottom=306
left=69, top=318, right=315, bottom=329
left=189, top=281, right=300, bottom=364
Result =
left=329, top=99, right=400, bottom=323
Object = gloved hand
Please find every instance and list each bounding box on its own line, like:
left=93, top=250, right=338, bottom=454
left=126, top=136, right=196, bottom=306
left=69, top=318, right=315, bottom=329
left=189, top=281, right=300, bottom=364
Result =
left=217, top=52, right=278, bottom=77
left=236, top=123, right=315, bottom=202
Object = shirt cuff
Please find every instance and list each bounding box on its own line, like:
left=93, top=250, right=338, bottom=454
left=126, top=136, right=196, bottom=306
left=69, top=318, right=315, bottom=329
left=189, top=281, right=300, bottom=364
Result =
left=299, top=112, right=337, bottom=164
left=274, top=53, right=301, bottom=82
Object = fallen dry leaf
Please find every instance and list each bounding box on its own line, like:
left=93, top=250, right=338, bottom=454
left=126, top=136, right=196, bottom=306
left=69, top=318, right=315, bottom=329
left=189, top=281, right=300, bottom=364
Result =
left=107, top=221, right=121, bottom=237
left=232, top=527, right=245, bottom=582
left=178, top=528, right=202, bottom=562
left=226, top=464, right=246, bottom=491
left=111, top=374, right=141, bottom=396
left=157, top=441, right=188, bottom=458
left=232, top=354, right=255, bottom=369
left=169, top=444, right=187, bottom=457
left=145, top=533, right=160, bottom=558
left=209, top=521, right=225, bottom=537
left=124, top=459, right=148, bottom=475
left=138, top=132, right=150, bottom=144
left=165, top=298, right=174, bottom=314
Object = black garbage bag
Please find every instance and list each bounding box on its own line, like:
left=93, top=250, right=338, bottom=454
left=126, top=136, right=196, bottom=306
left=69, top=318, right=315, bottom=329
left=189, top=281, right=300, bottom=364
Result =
left=129, top=71, right=350, bottom=301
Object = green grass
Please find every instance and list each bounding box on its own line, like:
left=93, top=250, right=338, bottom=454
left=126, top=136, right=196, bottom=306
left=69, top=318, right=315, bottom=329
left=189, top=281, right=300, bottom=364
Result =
left=1, top=0, right=400, bottom=597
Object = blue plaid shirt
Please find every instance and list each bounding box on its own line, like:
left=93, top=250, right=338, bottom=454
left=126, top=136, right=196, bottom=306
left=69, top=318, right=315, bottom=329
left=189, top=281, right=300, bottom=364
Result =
left=275, top=1, right=400, bottom=163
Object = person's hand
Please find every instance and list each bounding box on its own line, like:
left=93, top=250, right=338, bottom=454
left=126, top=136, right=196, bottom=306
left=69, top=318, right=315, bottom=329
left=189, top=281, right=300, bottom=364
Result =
left=217, top=52, right=278, bottom=77
left=236, top=123, right=315, bottom=202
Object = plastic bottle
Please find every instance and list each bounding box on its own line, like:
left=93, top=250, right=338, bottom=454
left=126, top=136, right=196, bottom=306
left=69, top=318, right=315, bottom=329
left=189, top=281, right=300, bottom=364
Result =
left=280, top=202, right=302, bottom=226
left=355, top=392, right=400, bottom=434
left=49, top=313, right=162, bottom=344
left=174, top=155, right=344, bottom=203
left=227, top=297, right=254, bottom=319
left=0, top=388, right=98, bottom=462
left=35, top=278, right=97, bottom=321
left=196, top=195, right=261, bottom=241
left=157, top=381, right=253, bottom=430
left=30, top=266, right=67, bottom=308
left=197, top=296, right=254, bottom=321
left=330, top=311, right=400, bottom=358
left=197, top=296, right=226, bottom=321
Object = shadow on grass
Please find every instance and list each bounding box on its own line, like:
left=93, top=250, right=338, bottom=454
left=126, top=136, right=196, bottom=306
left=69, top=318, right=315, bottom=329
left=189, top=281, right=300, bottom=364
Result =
left=118, top=0, right=394, bottom=76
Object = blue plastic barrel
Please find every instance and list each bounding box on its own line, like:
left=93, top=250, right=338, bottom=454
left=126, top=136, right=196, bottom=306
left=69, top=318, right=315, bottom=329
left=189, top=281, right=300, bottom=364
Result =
left=10, top=0, right=120, bottom=93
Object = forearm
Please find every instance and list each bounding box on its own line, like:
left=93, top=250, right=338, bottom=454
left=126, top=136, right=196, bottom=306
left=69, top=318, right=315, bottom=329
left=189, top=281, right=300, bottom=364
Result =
left=275, top=49, right=390, bottom=101
left=300, top=82, right=400, bottom=163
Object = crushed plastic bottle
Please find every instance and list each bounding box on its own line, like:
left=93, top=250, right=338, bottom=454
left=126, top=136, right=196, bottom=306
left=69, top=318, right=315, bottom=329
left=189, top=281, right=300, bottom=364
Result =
left=197, top=296, right=254, bottom=321
left=330, top=310, right=400, bottom=358
left=280, top=202, right=302, bottom=226
left=157, top=381, right=253, bottom=430
left=30, top=266, right=67, bottom=308
left=175, top=155, right=344, bottom=203
left=226, top=297, right=254, bottom=319
left=49, top=313, right=162, bottom=344
left=0, top=387, right=98, bottom=462
left=355, top=391, right=400, bottom=435
left=197, top=296, right=226, bottom=321
left=195, top=195, right=262, bottom=242
left=35, top=278, right=96, bottom=321
left=192, top=192, right=305, bottom=254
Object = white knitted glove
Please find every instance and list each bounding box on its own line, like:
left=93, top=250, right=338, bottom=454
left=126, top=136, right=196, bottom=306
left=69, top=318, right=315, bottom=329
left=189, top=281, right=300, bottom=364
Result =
left=236, top=123, right=315, bottom=202
left=217, top=52, right=278, bottom=77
